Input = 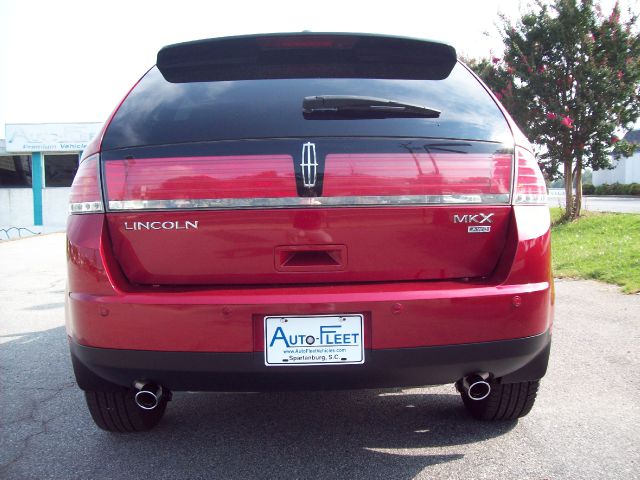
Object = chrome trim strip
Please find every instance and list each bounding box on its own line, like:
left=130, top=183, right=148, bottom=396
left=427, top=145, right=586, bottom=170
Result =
left=108, top=194, right=510, bottom=211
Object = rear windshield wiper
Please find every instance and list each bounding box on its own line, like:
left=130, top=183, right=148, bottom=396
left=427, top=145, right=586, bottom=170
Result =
left=303, top=95, right=441, bottom=119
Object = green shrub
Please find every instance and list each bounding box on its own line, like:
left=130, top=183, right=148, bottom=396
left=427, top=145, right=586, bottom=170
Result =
left=592, top=182, right=640, bottom=195
left=628, top=183, right=640, bottom=196
left=610, top=183, right=625, bottom=195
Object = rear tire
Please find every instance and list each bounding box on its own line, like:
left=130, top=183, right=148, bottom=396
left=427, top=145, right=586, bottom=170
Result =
left=84, top=389, right=168, bottom=432
left=459, top=380, right=539, bottom=421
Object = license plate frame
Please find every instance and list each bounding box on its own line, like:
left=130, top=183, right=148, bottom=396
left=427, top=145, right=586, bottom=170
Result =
left=264, top=314, right=364, bottom=366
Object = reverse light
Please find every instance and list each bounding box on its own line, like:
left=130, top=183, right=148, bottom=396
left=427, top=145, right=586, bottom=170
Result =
left=513, top=147, right=547, bottom=204
left=68, top=155, right=104, bottom=214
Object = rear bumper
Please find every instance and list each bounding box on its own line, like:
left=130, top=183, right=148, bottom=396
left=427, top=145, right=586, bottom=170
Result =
left=70, top=329, right=551, bottom=392
left=67, top=280, right=552, bottom=351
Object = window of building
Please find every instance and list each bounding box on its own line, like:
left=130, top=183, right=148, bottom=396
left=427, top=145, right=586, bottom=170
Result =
left=44, top=154, right=79, bottom=187
left=0, top=155, right=32, bottom=187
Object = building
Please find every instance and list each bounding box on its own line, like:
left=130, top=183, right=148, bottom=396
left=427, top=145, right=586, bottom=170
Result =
left=0, top=123, right=102, bottom=239
left=592, top=130, right=640, bottom=186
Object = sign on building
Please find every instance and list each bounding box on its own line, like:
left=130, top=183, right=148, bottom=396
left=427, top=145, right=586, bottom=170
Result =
left=5, top=123, right=103, bottom=153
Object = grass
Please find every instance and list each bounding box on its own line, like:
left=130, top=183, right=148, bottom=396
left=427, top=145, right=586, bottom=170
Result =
left=550, top=207, right=640, bottom=293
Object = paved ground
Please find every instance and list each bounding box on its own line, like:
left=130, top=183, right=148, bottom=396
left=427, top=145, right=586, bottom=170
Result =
left=549, top=194, right=640, bottom=213
left=1, top=233, right=639, bottom=479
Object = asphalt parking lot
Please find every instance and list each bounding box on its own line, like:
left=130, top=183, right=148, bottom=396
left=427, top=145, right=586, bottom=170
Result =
left=1, top=233, right=639, bottom=480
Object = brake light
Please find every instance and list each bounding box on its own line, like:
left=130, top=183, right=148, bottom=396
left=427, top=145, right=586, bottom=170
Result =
left=513, top=147, right=547, bottom=204
left=257, top=36, right=356, bottom=50
left=69, top=155, right=104, bottom=214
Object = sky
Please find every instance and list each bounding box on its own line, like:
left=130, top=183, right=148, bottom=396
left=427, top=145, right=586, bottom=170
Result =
left=0, top=0, right=634, bottom=135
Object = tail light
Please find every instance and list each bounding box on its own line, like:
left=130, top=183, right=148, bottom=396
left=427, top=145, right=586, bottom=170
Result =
left=513, top=147, right=547, bottom=204
left=104, top=155, right=295, bottom=211
left=102, top=150, right=513, bottom=212
left=323, top=152, right=512, bottom=199
left=68, top=155, right=104, bottom=214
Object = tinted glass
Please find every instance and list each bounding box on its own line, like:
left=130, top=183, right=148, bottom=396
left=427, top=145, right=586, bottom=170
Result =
left=0, top=155, right=32, bottom=187
left=103, top=63, right=512, bottom=150
left=44, top=154, right=78, bottom=187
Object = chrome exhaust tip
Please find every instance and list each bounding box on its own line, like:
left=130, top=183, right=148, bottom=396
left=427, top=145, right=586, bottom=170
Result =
left=461, top=373, right=491, bottom=401
left=133, top=381, right=163, bottom=410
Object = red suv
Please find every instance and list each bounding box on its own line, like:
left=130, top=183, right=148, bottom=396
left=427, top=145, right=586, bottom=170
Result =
left=66, top=33, right=552, bottom=432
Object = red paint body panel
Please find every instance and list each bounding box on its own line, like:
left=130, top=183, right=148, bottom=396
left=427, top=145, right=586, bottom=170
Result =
left=105, top=206, right=511, bottom=285
left=100, top=145, right=516, bottom=285
left=66, top=205, right=553, bottom=352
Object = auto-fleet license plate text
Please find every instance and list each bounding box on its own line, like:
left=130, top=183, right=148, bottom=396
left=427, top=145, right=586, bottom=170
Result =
left=264, top=315, right=364, bottom=366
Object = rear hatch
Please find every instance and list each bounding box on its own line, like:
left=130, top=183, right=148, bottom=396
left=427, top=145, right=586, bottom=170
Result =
left=100, top=34, right=515, bottom=286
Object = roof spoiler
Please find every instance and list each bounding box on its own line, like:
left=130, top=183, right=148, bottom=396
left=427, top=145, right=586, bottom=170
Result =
left=157, top=33, right=457, bottom=83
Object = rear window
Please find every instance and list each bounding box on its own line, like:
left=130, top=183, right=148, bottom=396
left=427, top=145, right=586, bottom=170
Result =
left=102, top=63, right=511, bottom=150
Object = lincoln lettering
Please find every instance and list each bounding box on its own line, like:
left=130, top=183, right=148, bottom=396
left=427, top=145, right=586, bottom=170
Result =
left=124, top=220, right=199, bottom=231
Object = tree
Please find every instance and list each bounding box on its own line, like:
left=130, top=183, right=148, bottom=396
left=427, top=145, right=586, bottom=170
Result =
left=468, top=0, right=640, bottom=218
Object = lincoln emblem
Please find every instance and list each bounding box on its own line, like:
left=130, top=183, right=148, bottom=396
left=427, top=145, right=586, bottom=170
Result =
left=301, top=142, right=318, bottom=188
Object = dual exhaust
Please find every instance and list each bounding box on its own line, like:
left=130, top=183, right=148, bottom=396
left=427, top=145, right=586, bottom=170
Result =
left=132, top=375, right=491, bottom=408
left=459, top=373, right=492, bottom=401
left=133, top=381, right=164, bottom=410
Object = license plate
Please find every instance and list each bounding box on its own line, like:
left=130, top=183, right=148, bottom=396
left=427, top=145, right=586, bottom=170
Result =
left=264, top=314, right=364, bottom=366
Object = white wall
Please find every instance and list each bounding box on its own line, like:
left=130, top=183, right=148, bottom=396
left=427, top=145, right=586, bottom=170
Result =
left=622, top=152, right=640, bottom=183
left=0, top=187, right=69, bottom=239
left=593, top=152, right=640, bottom=185
left=42, top=187, right=70, bottom=229
left=0, top=188, right=34, bottom=232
